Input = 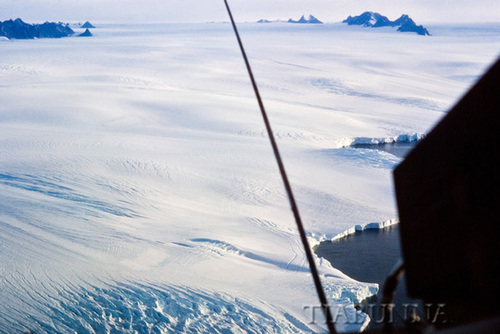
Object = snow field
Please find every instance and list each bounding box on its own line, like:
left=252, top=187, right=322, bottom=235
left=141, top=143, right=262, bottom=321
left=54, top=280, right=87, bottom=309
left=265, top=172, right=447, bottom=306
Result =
left=1, top=22, right=499, bottom=332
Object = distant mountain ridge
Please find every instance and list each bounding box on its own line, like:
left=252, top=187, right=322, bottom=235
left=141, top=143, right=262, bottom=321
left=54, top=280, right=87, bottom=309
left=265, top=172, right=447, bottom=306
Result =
left=343, top=12, right=430, bottom=36
left=257, top=15, right=322, bottom=24
left=0, top=18, right=74, bottom=39
left=288, top=15, right=322, bottom=24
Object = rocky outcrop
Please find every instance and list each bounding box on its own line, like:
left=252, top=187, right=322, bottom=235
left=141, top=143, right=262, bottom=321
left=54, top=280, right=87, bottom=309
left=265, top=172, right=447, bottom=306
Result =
left=343, top=12, right=430, bottom=36
left=288, top=15, right=323, bottom=24
left=0, top=18, right=74, bottom=39
left=78, top=28, right=93, bottom=37
left=81, top=21, right=96, bottom=28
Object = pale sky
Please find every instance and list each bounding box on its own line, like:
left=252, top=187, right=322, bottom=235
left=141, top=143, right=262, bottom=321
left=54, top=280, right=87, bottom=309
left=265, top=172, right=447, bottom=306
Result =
left=1, top=0, right=499, bottom=24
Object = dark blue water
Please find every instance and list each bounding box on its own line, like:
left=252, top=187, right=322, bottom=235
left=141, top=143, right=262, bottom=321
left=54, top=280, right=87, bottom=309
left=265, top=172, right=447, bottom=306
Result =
left=316, top=226, right=402, bottom=286
left=315, top=226, right=423, bottom=328
left=315, top=141, right=421, bottom=328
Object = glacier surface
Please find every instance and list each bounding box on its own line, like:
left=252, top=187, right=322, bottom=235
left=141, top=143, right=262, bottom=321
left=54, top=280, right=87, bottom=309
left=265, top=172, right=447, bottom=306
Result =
left=1, top=22, right=499, bottom=333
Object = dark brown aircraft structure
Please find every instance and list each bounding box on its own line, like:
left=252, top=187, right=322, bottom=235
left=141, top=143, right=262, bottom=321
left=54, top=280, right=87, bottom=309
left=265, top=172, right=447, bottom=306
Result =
left=390, top=57, right=500, bottom=333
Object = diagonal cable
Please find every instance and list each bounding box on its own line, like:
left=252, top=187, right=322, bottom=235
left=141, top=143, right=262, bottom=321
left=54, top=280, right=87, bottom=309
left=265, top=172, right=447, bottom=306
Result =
left=222, top=1, right=337, bottom=332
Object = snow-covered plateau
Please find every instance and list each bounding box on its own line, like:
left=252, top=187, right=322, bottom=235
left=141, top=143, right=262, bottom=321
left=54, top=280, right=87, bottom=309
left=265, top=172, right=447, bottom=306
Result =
left=1, top=22, right=499, bottom=333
